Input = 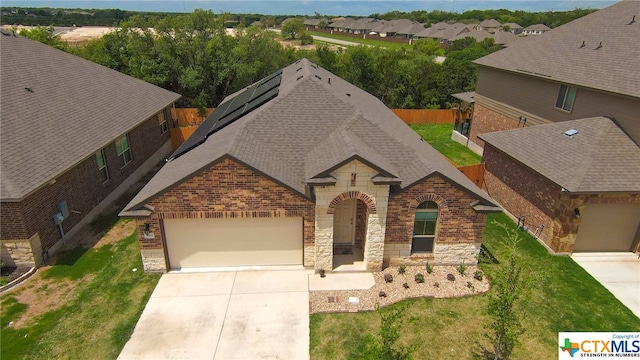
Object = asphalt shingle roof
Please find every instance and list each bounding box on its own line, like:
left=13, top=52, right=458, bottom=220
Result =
left=0, top=33, right=181, bottom=201
left=122, top=59, right=496, bottom=213
left=479, top=117, right=640, bottom=193
left=474, top=1, right=640, bottom=98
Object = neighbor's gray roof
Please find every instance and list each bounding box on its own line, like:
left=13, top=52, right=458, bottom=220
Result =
left=0, top=32, right=181, bottom=201
left=479, top=19, right=502, bottom=28
left=504, top=22, right=523, bottom=29
left=122, top=59, right=497, bottom=213
left=479, top=117, right=640, bottom=193
left=474, top=1, right=640, bottom=98
left=452, top=91, right=475, bottom=104
left=523, top=23, right=551, bottom=31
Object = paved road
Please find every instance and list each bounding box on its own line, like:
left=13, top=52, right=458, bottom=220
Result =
left=270, top=28, right=363, bottom=47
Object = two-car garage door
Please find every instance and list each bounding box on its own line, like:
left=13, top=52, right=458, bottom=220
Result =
left=574, top=203, right=640, bottom=252
left=163, top=217, right=303, bottom=269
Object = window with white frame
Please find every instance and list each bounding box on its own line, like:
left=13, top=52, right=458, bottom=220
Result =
left=555, top=84, right=577, bottom=112
left=158, top=111, right=168, bottom=134
left=115, top=134, right=132, bottom=167
left=412, top=201, right=439, bottom=253
left=96, top=149, right=109, bottom=182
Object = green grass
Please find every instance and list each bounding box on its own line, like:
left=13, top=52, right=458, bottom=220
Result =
left=310, top=213, right=640, bottom=359
left=0, top=226, right=161, bottom=360
left=306, top=30, right=411, bottom=50
left=411, top=123, right=482, bottom=166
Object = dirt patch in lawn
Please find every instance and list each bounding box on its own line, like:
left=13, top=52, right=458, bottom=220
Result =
left=9, top=274, right=89, bottom=329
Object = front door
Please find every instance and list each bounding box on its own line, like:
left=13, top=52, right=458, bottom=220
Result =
left=333, top=198, right=356, bottom=244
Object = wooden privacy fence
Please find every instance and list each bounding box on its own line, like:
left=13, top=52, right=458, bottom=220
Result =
left=392, top=109, right=455, bottom=125
left=172, top=108, right=214, bottom=127
left=457, top=163, right=485, bottom=188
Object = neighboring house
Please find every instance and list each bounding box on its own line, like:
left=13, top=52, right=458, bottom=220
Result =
left=449, top=29, right=519, bottom=46
left=480, top=118, right=640, bottom=253
left=120, top=59, right=500, bottom=273
left=522, top=23, right=551, bottom=35
left=0, top=32, right=181, bottom=268
left=469, top=0, right=639, bottom=148
left=458, top=1, right=640, bottom=254
left=503, top=22, right=523, bottom=35
left=477, top=19, right=502, bottom=33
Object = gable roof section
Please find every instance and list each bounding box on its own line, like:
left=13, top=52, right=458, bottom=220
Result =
left=479, top=117, right=640, bottom=193
left=474, top=1, right=640, bottom=98
left=0, top=33, right=181, bottom=201
left=122, top=59, right=496, bottom=213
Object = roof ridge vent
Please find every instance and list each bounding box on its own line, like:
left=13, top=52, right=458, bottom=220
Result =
left=564, top=129, right=579, bottom=138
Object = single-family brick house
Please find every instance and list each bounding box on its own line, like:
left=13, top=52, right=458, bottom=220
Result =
left=468, top=1, right=639, bottom=149
left=456, top=1, right=640, bottom=253
left=120, top=59, right=500, bottom=273
left=0, top=32, right=181, bottom=268
left=480, top=118, right=640, bottom=253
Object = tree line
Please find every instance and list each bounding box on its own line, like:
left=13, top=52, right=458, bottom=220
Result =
left=369, top=8, right=598, bottom=28
left=20, top=10, right=500, bottom=110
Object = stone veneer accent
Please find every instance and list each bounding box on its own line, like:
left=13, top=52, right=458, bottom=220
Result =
left=0, top=233, right=42, bottom=267
left=384, top=175, right=487, bottom=266
left=136, top=158, right=316, bottom=272
left=551, top=193, right=640, bottom=253
left=314, top=160, right=389, bottom=271
left=470, top=103, right=522, bottom=148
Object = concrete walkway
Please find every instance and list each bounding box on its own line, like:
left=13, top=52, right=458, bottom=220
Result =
left=571, top=252, right=640, bottom=318
left=119, top=270, right=375, bottom=359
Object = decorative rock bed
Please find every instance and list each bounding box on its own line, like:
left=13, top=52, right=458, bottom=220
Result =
left=309, top=265, right=490, bottom=314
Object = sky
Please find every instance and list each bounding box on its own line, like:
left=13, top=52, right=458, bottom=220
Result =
left=1, top=0, right=618, bottom=16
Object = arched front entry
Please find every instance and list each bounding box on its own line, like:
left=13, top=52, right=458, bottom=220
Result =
left=329, top=191, right=376, bottom=270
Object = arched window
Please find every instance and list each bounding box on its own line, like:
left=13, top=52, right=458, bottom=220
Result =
left=412, top=201, right=438, bottom=253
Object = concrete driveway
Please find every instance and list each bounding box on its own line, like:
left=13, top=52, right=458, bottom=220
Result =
left=118, top=269, right=313, bottom=360
left=572, top=252, right=640, bottom=318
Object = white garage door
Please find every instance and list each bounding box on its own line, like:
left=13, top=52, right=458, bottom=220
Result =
left=574, top=203, right=640, bottom=252
left=163, top=217, right=303, bottom=269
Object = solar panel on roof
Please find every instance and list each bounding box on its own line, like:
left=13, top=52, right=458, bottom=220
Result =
left=169, top=69, right=282, bottom=160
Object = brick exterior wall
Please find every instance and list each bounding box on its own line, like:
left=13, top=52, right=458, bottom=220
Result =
left=483, top=145, right=559, bottom=242
left=483, top=144, right=640, bottom=252
left=384, top=175, right=487, bottom=265
left=1, top=107, right=172, bottom=258
left=470, top=103, right=521, bottom=148
left=136, top=158, right=316, bottom=271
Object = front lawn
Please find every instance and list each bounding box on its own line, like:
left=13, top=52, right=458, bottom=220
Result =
left=411, top=123, right=482, bottom=166
left=0, top=220, right=160, bottom=360
left=310, top=213, right=640, bottom=359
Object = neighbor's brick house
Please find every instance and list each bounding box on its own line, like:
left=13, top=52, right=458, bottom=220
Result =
left=453, top=2, right=640, bottom=253
left=0, top=33, right=180, bottom=268
left=121, top=59, right=500, bottom=273
left=480, top=118, right=640, bottom=253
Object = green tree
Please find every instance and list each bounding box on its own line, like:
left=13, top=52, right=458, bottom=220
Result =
left=348, top=304, right=416, bottom=360
left=300, top=31, right=314, bottom=45
left=281, top=18, right=304, bottom=39
left=18, top=26, right=67, bottom=50
left=483, top=226, right=533, bottom=360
